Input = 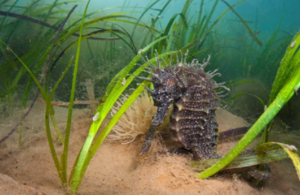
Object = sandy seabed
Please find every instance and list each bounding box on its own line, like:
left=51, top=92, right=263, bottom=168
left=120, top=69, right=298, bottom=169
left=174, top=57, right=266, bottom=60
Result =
left=0, top=101, right=299, bottom=195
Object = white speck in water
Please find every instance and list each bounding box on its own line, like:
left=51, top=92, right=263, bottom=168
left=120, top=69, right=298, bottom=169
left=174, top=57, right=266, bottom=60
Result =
left=93, top=112, right=99, bottom=121
left=121, top=78, right=126, bottom=86
left=290, top=41, right=296, bottom=48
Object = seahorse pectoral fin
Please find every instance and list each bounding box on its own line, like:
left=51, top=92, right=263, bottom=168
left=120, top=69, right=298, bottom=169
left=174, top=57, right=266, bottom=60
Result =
left=140, top=106, right=169, bottom=154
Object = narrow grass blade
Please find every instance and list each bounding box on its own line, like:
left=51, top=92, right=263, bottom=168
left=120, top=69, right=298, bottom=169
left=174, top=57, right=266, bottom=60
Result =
left=49, top=56, right=74, bottom=145
left=0, top=40, right=66, bottom=183
left=230, top=93, right=265, bottom=108
left=0, top=40, right=46, bottom=98
left=197, top=58, right=300, bottom=179
left=190, top=148, right=287, bottom=171
left=69, top=51, right=177, bottom=193
left=269, top=30, right=300, bottom=103
left=50, top=28, right=126, bottom=71
left=69, top=37, right=170, bottom=194
left=0, top=0, right=19, bottom=27
left=60, top=0, right=90, bottom=187
left=131, top=0, right=160, bottom=37
left=221, top=0, right=262, bottom=46
left=258, top=142, right=300, bottom=181
left=198, top=0, right=219, bottom=41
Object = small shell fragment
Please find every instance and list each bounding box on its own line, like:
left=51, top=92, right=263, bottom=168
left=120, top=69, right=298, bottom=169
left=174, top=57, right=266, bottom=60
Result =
left=284, top=144, right=298, bottom=152
left=290, top=41, right=296, bottom=48
left=121, top=78, right=126, bottom=86
left=93, top=112, right=100, bottom=121
left=138, top=49, right=143, bottom=54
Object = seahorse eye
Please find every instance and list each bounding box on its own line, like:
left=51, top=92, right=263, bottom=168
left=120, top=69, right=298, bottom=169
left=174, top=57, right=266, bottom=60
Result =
left=156, top=97, right=161, bottom=101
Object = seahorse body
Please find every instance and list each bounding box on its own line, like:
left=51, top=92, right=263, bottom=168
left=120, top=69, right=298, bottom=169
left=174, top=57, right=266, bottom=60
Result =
left=168, top=65, right=219, bottom=159
left=136, top=51, right=227, bottom=160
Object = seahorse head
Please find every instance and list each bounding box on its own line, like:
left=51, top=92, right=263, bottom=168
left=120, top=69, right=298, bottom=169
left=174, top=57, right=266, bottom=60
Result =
left=132, top=53, right=181, bottom=126
left=152, top=69, right=178, bottom=104
left=144, top=64, right=179, bottom=126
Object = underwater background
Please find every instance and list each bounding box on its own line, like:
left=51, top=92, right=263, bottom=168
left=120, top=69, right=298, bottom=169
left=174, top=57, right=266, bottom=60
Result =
left=1, top=0, right=300, bottom=194
left=1, top=0, right=300, bottom=127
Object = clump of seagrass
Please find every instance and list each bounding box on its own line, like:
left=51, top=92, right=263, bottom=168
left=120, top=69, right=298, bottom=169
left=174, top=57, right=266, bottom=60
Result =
left=107, top=92, right=157, bottom=144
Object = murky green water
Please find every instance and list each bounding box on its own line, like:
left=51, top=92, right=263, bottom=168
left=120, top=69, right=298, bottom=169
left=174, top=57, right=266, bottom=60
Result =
left=0, top=1, right=300, bottom=193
